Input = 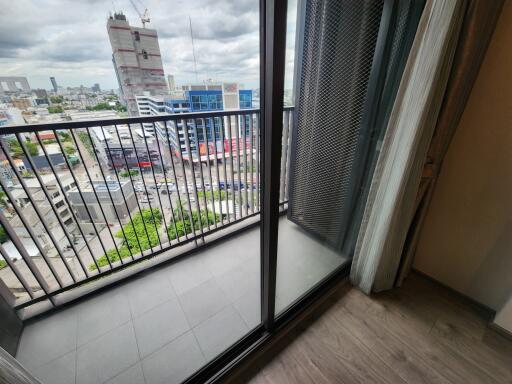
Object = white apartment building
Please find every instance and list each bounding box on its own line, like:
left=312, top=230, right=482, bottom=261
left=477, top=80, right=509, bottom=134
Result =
left=107, top=12, right=168, bottom=116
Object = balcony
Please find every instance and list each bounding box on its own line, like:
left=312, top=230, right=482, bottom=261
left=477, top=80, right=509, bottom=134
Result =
left=0, top=108, right=349, bottom=383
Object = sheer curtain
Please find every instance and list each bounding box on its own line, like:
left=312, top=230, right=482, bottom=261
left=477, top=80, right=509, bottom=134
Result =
left=350, top=0, right=466, bottom=293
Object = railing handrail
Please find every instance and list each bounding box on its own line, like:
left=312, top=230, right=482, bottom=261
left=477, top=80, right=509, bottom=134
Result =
left=2, top=106, right=295, bottom=134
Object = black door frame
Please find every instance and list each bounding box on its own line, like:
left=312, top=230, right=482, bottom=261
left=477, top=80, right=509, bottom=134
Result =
left=183, top=0, right=404, bottom=382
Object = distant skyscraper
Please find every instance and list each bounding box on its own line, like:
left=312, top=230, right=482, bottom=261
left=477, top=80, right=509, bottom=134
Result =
left=107, top=12, right=168, bottom=116
left=92, top=83, right=101, bottom=92
left=167, top=75, right=176, bottom=91
left=50, top=77, right=58, bottom=92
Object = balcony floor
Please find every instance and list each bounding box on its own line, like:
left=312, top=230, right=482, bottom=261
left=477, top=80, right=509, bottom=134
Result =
left=16, top=217, right=349, bottom=384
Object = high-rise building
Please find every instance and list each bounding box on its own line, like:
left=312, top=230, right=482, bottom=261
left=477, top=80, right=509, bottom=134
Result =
left=92, top=83, right=101, bottom=92
left=107, top=12, right=168, bottom=116
left=50, top=77, right=58, bottom=92
left=167, top=75, right=176, bottom=91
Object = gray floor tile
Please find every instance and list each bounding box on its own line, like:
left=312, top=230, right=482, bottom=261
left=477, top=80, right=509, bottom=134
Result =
left=167, top=256, right=212, bottom=295
left=76, top=322, right=139, bottom=384
left=105, top=363, right=145, bottom=384
left=133, top=297, right=190, bottom=358
left=200, top=234, right=257, bottom=277
left=178, top=279, right=229, bottom=327
left=31, top=350, right=76, bottom=384
left=233, top=289, right=261, bottom=329
left=193, top=305, right=248, bottom=361
left=123, top=273, right=176, bottom=317
left=215, top=264, right=252, bottom=303
left=16, top=309, right=77, bottom=371
left=76, top=287, right=131, bottom=347
left=142, top=331, right=205, bottom=384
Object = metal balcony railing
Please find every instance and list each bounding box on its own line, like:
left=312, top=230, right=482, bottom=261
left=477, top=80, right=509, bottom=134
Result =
left=0, top=107, right=293, bottom=312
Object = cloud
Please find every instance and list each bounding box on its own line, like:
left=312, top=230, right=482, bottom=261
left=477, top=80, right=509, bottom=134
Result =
left=0, top=0, right=297, bottom=90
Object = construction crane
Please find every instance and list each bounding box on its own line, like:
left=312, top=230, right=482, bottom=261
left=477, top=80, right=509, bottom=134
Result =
left=129, top=0, right=150, bottom=28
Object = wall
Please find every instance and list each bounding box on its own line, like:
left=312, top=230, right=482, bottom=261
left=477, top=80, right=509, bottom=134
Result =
left=413, top=0, right=512, bottom=311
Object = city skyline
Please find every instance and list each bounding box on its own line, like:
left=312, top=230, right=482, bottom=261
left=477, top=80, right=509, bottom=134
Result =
left=0, top=0, right=297, bottom=91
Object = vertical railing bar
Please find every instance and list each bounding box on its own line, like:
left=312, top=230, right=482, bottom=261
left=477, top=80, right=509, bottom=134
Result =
left=69, top=129, right=123, bottom=265
left=0, top=142, right=65, bottom=288
left=12, top=135, right=78, bottom=283
left=192, top=118, right=211, bottom=232
left=219, top=117, right=230, bottom=222
left=112, top=125, right=154, bottom=253
left=87, top=126, right=134, bottom=262
left=141, top=123, right=170, bottom=246
left=210, top=118, right=224, bottom=225
left=35, top=133, right=99, bottom=272
left=255, top=113, right=261, bottom=211
left=0, top=243, right=35, bottom=299
left=285, top=110, right=293, bottom=201
left=242, top=113, right=249, bottom=217
left=18, top=134, right=86, bottom=279
left=102, top=125, right=144, bottom=257
left=226, top=116, right=237, bottom=220
left=234, top=115, right=244, bottom=217
left=54, top=130, right=110, bottom=270
left=165, top=120, right=195, bottom=242
left=181, top=118, right=206, bottom=241
left=279, top=110, right=290, bottom=202
left=249, top=113, right=255, bottom=214
left=152, top=122, right=180, bottom=244
left=126, top=123, right=163, bottom=249
left=0, top=210, right=55, bottom=306
left=201, top=118, right=218, bottom=230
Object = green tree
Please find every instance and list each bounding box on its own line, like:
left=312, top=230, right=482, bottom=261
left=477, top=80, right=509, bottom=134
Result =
left=120, top=170, right=139, bottom=177
left=48, top=105, right=64, bottom=114
left=9, top=139, right=39, bottom=159
left=0, top=224, right=8, bottom=244
left=49, top=95, right=64, bottom=104
left=167, top=204, right=221, bottom=241
left=89, top=208, right=163, bottom=270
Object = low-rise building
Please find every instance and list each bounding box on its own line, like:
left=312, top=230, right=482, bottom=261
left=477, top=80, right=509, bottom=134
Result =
left=67, top=180, right=137, bottom=225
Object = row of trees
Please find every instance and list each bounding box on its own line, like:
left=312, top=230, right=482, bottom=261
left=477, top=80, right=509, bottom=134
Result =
left=90, top=204, right=221, bottom=270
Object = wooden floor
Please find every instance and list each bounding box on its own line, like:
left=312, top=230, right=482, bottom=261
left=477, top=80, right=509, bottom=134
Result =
left=226, top=272, right=512, bottom=384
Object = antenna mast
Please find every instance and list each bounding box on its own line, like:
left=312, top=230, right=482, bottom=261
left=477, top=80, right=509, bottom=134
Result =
left=189, top=16, right=199, bottom=83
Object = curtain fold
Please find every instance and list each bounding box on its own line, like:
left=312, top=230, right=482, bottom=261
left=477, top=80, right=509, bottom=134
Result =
left=0, top=346, right=42, bottom=384
left=396, top=0, right=505, bottom=285
left=350, top=0, right=466, bottom=293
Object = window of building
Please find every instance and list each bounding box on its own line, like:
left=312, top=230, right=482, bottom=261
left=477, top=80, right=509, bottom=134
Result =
left=52, top=191, right=60, bottom=198
left=63, top=218, right=73, bottom=226
left=59, top=209, right=69, bottom=218
left=239, top=93, right=252, bottom=108
left=191, top=95, right=201, bottom=110
left=134, top=31, right=140, bottom=41
left=55, top=200, right=65, bottom=209
left=142, top=49, right=148, bottom=59
left=199, top=95, right=208, bottom=110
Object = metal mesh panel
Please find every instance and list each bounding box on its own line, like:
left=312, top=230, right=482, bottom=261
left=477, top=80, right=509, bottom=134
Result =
left=288, top=0, right=384, bottom=249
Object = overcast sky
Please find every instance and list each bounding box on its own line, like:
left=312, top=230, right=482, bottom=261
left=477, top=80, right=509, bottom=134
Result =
left=0, top=0, right=297, bottom=91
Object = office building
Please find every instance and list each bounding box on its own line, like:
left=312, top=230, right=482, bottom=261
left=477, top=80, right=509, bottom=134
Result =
left=50, top=77, right=58, bottom=93
left=67, top=180, right=138, bottom=224
left=107, top=12, right=168, bottom=116
left=135, top=83, right=253, bottom=159
left=167, top=75, right=176, bottom=91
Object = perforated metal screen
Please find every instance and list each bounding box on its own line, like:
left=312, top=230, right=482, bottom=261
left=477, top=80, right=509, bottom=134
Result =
left=287, top=0, right=384, bottom=249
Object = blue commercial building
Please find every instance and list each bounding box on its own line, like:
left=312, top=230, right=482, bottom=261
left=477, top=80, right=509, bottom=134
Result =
left=136, top=84, right=253, bottom=161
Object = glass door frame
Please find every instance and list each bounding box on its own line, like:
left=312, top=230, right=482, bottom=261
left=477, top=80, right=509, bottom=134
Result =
left=183, top=0, right=401, bottom=382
